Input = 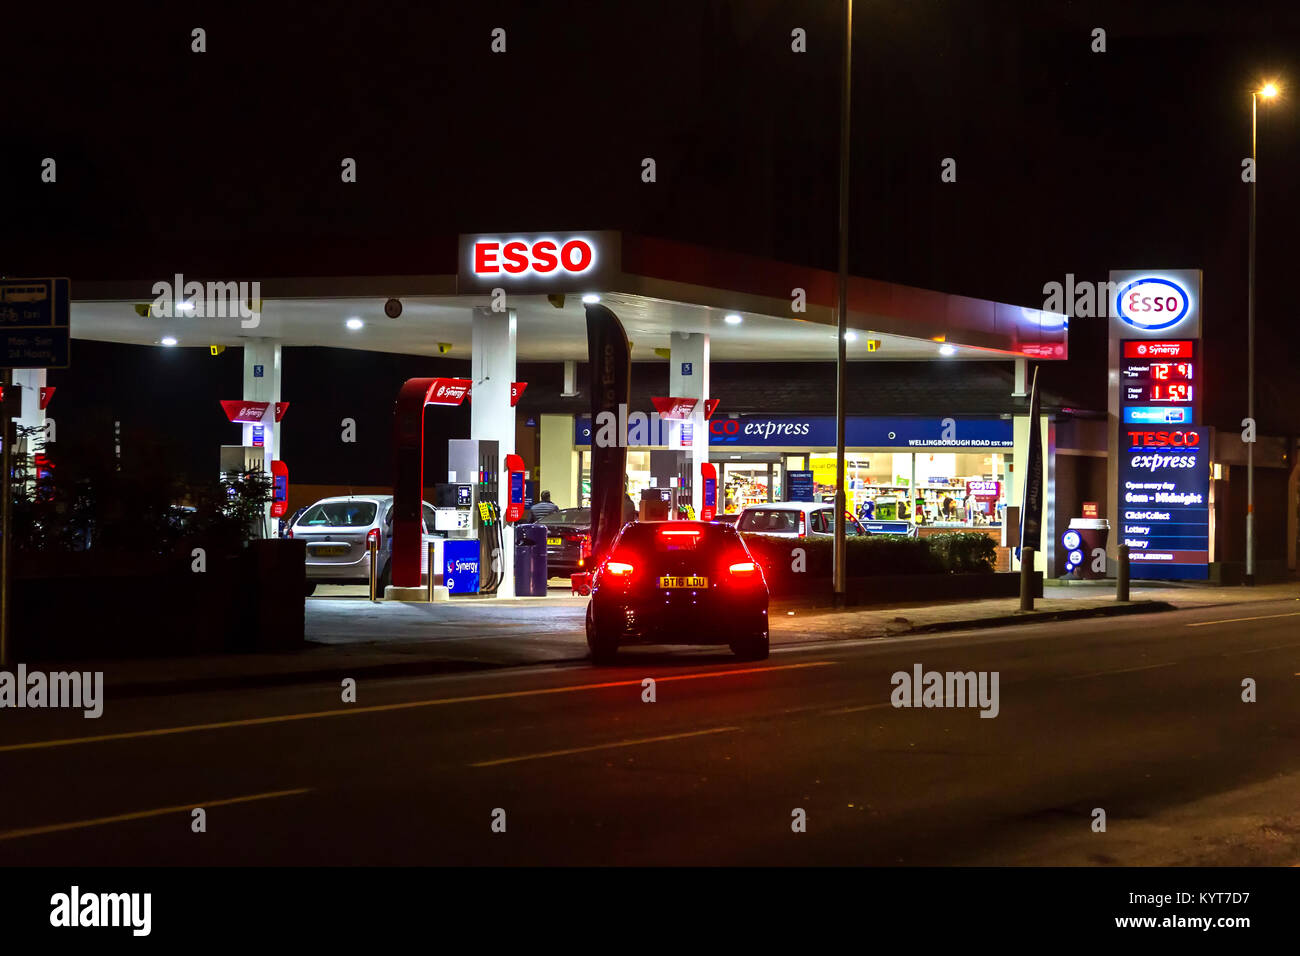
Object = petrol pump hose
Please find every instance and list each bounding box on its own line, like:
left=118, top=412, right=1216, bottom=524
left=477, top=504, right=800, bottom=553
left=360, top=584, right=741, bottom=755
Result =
left=479, top=502, right=505, bottom=595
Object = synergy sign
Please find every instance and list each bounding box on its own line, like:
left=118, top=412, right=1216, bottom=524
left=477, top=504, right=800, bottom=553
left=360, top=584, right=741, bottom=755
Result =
left=458, top=231, right=619, bottom=294
left=1118, top=427, right=1209, bottom=579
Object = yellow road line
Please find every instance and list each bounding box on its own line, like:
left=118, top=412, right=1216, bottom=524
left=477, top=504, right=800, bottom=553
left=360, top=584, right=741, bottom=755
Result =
left=1187, top=611, right=1300, bottom=628
left=0, top=661, right=835, bottom=755
left=0, top=788, right=311, bottom=842
left=471, top=726, right=741, bottom=767
left=823, top=702, right=893, bottom=715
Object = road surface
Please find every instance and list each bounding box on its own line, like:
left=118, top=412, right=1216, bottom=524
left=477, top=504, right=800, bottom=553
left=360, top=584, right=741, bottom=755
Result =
left=2, top=598, right=1298, bottom=865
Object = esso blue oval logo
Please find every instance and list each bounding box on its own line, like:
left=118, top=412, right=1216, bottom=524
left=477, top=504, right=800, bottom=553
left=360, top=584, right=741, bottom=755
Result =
left=1116, top=278, right=1190, bottom=331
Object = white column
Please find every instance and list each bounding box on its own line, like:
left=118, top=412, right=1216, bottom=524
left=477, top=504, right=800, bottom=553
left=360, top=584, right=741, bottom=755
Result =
left=472, top=307, right=517, bottom=597
left=243, top=340, right=282, bottom=534
left=13, top=369, right=47, bottom=497
left=13, top=368, right=47, bottom=440
left=669, top=332, right=710, bottom=515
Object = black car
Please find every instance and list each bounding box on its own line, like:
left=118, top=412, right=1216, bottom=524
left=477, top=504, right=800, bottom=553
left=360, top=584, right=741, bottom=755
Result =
left=536, top=507, right=591, bottom=578
left=585, top=520, right=769, bottom=663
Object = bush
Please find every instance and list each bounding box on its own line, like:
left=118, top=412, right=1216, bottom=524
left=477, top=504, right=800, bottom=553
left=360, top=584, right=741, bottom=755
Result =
left=740, top=531, right=994, bottom=596
left=925, top=532, right=998, bottom=573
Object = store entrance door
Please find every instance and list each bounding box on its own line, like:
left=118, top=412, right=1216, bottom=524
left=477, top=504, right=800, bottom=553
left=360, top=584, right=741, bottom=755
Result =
left=720, top=453, right=784, bottom=513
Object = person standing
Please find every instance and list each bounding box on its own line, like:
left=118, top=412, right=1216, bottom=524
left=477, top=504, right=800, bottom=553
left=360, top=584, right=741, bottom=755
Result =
left=531, top=490, right=559, bottom=519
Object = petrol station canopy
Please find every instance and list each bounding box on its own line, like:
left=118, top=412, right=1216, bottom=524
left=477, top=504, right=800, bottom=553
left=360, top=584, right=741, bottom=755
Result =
left=50, top=232, right=1068, bottom=362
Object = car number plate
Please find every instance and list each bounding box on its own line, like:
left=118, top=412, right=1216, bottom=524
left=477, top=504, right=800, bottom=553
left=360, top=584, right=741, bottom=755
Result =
left=312, top=544, right=349, bottom=557
left=659, top=575, right=707, bottom=588
left=546, top=537, right=562, bottom=546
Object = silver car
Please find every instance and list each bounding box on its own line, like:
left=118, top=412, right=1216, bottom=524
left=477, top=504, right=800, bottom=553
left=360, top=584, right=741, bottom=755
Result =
left=735, top=502, right=870, bottom=538
left=290, top=494, right=438, bottom=595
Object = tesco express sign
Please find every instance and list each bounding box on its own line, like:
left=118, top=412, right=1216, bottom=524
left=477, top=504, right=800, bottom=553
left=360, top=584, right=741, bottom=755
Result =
left=472, top=236, right=597, bottom=279
left=1115, top=277, right=1191, bottom=331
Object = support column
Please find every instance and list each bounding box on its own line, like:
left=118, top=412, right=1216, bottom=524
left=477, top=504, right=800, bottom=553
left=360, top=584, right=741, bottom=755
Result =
left=13, top=369, right=47, bottom=498
left=243, top=340, right=281, bottom=536
left=472, top=307, right=517, bottom=597
left=669, top=332, right=710, bottom=515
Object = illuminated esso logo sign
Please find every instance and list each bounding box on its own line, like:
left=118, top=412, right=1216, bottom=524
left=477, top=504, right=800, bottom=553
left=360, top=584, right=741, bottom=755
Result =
left=472, top=237, right=596, bottom=278
left=1116, top=277, right=1190, bottom=331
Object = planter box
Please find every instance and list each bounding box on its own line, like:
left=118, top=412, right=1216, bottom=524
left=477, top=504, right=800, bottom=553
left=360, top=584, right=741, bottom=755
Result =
left=779, top=571, right=1043, bottom=609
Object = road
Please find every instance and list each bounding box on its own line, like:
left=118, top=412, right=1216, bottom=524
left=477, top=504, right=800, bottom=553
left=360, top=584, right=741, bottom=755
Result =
left=2, top=598, right=1298, bottom=865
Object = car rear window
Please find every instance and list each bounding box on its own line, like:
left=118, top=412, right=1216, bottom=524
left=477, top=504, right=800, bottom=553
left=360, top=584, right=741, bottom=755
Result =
left=298, top=501, right=378, bottom=528
left=616, top=523, right=736, bottom=552
left=737, top=508, right=800, bottom=533
left=539, top=508, right=590, bottom=526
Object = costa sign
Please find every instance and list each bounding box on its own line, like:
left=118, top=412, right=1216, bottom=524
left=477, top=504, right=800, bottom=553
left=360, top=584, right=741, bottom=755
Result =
left=1115, top=277, right=1191, bottom=331
left=458, top=231, right=619, bottom=293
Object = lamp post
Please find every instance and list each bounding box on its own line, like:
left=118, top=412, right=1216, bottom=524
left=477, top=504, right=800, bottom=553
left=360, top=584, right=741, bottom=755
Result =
left=833, top=0, right=852, bottom=605
left=1246, top=81, right=1278, bottom=587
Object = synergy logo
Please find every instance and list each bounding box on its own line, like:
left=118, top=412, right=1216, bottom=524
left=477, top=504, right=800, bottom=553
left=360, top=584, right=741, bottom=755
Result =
left=471, top=237, right=596, bottom=279
left=1115, top=277, right=1191, bottom=332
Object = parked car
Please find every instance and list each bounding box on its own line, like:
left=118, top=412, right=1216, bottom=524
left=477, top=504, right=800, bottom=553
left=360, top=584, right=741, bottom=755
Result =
left=535, top=507, right=591, bottom=578
left=735, top=502, right=868, bottom=538
left=585, top=520, right=769, bottom=663
left=289, top=494, right=438, bottom=595
left=279, top=505, right=308, bottom=538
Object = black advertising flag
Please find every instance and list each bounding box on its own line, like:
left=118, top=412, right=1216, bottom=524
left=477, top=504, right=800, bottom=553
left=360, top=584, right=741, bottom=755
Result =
left=1019, top=365, right=1043, bottom=558
left=585, top=302, right=631, bottom=562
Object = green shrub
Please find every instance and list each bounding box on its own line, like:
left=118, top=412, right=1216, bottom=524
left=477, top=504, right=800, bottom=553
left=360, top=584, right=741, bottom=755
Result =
left=924, top=532, right=997, bottom=573
left=740, top=530, right=994, bottom=596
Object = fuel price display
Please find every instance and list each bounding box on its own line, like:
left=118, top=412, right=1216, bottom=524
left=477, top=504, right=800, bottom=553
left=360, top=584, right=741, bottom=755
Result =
left=1121, top=340, right=1198, bottom=424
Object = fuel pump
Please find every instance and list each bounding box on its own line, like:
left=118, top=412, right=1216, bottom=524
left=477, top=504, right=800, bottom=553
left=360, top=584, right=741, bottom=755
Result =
left=437, top=439, right=503, bottom=595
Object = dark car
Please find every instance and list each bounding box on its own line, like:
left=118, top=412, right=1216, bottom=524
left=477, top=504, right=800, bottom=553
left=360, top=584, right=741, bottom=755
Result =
left=536, top=507, right=591, bottom=578
left=585, top=520, right=769, bottom=663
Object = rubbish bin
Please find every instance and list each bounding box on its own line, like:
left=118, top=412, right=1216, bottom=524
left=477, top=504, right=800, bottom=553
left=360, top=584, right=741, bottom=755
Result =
left=1062, top=518, right=1110, bottom=579
left=514, top=523, right=549, bottom=596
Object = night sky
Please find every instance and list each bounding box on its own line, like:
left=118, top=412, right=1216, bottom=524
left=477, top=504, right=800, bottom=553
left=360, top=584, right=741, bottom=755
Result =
left=4, top=1, right=1299, bottom=482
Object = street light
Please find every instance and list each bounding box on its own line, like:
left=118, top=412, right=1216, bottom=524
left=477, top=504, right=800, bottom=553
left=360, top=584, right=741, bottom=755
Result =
left=1246, top=80, right=1279, bottom=586
left=833, top=0, right=853, bottom=606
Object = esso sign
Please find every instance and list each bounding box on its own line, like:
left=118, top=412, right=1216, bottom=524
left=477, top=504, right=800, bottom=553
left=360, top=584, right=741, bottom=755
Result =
left=1116, top=277, right=1190, bottom=331
left=1127, top=429, right=1201, bottom=448
left=472, top=237, right=596, bottom=278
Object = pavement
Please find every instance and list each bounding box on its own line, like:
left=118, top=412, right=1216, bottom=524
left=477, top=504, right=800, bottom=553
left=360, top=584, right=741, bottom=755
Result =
left=3, top=596, right=1300, bottom=865
left=27, top=579, right=1299, bottom=697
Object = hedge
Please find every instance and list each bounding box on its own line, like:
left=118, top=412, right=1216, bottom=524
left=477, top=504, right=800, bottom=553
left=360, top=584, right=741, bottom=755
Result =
left=741, top=531, right=996, bottom=597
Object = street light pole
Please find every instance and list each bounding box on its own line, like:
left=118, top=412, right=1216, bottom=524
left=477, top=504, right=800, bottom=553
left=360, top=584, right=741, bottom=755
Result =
left=1246, top=90, right=1256, bottom=587
left=1245, top=81, right=1277, bottom=585
left=833, top=0, right=852, bottom=606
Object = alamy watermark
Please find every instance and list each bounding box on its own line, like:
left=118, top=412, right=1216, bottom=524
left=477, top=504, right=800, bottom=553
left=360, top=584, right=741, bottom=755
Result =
left=891, top=663, right=999, bottom=718
left=0, top=665, right=103, bottom=718
left=50, top=886, right=151, bottom=936
left=150, top=273, right=261, bottom=328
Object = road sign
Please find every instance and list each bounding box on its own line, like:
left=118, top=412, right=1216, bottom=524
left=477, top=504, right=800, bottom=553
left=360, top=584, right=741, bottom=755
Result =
left=0, top=278, right=70, bottom=369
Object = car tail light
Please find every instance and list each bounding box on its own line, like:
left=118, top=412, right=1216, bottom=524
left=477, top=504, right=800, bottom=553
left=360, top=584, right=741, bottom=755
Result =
left=366, top=528, right=380, bottom=549
left=580, top=533, right=592, bottom=558
left=605, top=561, right=634, bottom=576
left=286, top=527, right=294, bottom=539
left=729, top=561, right=757, bottom=575
left=797, top=512, right=806, bottom=538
